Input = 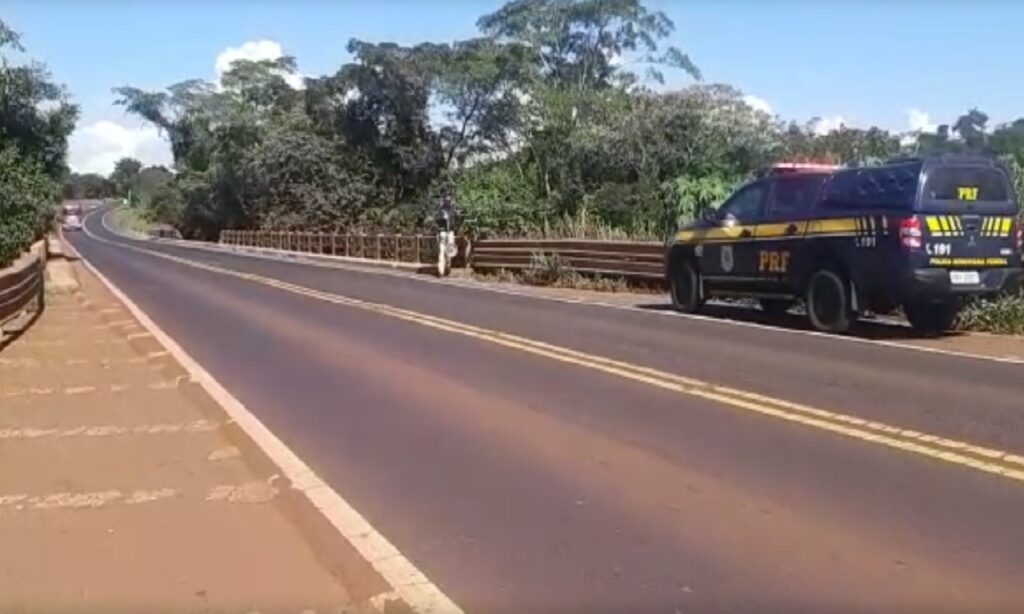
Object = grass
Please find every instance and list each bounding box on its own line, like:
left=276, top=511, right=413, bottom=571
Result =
left=105, top=206, right=154, bottom=236
left=474, top=251, right=665, bottom=294
left=957, top=293, right=1024, bottom=336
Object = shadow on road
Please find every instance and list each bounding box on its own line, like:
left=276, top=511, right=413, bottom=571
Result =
left=634, top=302, right=965, bottom=341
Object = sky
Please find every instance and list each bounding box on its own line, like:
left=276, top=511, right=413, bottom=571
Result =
left=4, top=0, right=1024, bottom=175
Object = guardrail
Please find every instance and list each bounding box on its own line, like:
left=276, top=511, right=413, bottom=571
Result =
left=217, top=230, right=666, bottom=282
left=219, top=230, right=470, bottom=267
left=0, top=240, right=46, bottom=334
left=471, top=239, right=666, bottom=282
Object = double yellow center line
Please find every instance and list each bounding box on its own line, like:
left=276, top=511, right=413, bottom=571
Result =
left=94, top=234, right=1024, bottom=486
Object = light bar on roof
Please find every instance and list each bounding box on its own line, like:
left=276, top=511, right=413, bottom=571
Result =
left=771, top=162, right=841, bottom=171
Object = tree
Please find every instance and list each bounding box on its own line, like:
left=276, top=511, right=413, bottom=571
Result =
left=134, top=165, right=174, bottom=205
left=109, top=157, right=142, bottom=197
left=241, top=114, right=378, bottom=231
left=64, top=172, right=114, bottom=199
left=0, top=18, right=77, bottom=265
left=307, top=39, right=442, bottom=205
left=953, top=108, right=988, bottom=150
left=478, top=0, right=700, bottom=91
left=424, top=38, right=535, bottom=168
left=781, top=123, right=899, bottom=166
left=989, top=119, right=1024, bottom=161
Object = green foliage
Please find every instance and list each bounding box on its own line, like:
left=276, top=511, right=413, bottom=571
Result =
left=664, top=174, right=737, bottom=226
left=521, top=251, right=574, bottom=285
left=455, top=161, right=543, bottom=237
left=108, top=0, right=1024, bottom=246
left=0, top=18, right=76, bottom=265
left=109, top=157, right=142, bottom=196
left=958, top=293, right=1024, bottom=336
left=64, top=172, right=114, bottom=199
left=0, top=144, right=57, bottom=266
left=146, top=182, right=183, bottom=226
left=241, top=120, right=378, bottom=231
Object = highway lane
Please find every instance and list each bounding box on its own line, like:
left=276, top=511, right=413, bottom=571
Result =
left=69, top=213, right=1024, bottom=611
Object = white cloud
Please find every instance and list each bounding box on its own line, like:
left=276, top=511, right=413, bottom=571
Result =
left=811, top=115, right=847, bottom=136
left=214, top=39, right=304, bottom=89
left=742, top=94, right=773, bottom=115
left=907, top=108, right=938, bottom=134
left=68, top=119, right=172, bottom=175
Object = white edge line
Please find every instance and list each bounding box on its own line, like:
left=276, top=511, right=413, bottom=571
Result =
left=94, top=209, right=1024, bottom=368
left=75, top=217, right=462, bottom=614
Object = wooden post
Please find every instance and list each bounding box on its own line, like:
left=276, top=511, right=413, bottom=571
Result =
left=395, top=234, right=401, bottom=262
left=376, top=235, right=382, bottom=260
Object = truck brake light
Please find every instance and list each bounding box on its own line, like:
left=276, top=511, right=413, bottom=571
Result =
left=1016, top=220, right=1023, bottom=252
left=899, top=217, right=923, bottom=250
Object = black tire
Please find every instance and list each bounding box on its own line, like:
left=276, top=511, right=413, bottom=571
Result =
left=670, top=258, right=704, bottom=314
left=759, top=299, right=794, bottom=317
left=806, top=269, right=855, bottom=333
left=904, top=299, right=959, bottom=336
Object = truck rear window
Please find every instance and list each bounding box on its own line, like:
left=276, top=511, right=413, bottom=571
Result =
left=820, top=164, right=919, bottom=211
left=923, top=166, right=1010, bottom=203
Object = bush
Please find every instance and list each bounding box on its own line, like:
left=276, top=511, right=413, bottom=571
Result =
left=455, top=162, right=545, bottom=238
left=0, top=145, right=57, bottom=267
left=521, top=251, right=574, bottom=286
left=957, top=293, right=1024, bottom=336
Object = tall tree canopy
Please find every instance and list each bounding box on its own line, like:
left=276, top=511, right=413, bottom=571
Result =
left=0, top=18, right=78, bottom=265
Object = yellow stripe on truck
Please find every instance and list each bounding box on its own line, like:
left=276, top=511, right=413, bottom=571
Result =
left=675, top=225, right=756, bottom=244
left=755, top=221, right=808, bottom=238
left=926, top=216, right=943, bottom=236
left=1002, top=217, right=1013, bottom=237
left=806, top=218, right=858, bottom=236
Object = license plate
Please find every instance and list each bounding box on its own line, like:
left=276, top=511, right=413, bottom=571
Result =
left=950, top=271, right=980, bottom=285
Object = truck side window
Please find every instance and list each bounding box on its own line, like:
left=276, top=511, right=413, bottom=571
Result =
left=767, top=176, right=825, bottom=218
left=718, top=184, right=766, bottom=222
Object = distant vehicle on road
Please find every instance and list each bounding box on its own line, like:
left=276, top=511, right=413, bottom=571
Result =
left=62, top=213, right=82, bottom=231
left=666, top=155, right=1023, bottom=335
left=60, top=203, right=84, bottom=231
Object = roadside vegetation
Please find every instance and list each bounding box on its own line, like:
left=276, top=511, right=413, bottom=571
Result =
left=0, top=20, right=77, bottom=267
left=104, top=205, right=152, bottom=237
left=107, top=0, right=1023, bottom=246
left=957, top=293, right=1024, bottom=336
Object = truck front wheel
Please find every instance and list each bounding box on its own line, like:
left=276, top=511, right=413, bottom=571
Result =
left=670, top=258, right=704, bottom=314
left=806, top=269, right=855, bottom=334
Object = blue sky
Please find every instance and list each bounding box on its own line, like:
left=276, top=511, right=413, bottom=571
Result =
left=4, top=0, right=1023, bottom=173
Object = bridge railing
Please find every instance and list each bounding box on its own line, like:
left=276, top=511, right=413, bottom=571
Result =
left=0, top=240, right=46, bottom=336
left=218, top=230, right=666, bottom=282
left=218, top=230, right=469, bottom=267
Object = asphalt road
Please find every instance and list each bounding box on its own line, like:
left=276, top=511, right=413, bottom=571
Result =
left=69, top=213, right=1024, bottom=613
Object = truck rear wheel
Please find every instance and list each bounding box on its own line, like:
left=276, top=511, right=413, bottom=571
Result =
left=806, top=269, right=855, bottom=334
left=904, top=299, right=959, bottom=336
left=670, top=258, right=704, bottom=314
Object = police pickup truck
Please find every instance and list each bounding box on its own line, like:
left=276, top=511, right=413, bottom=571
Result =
left=666, top=156, right=1023, bottom=334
